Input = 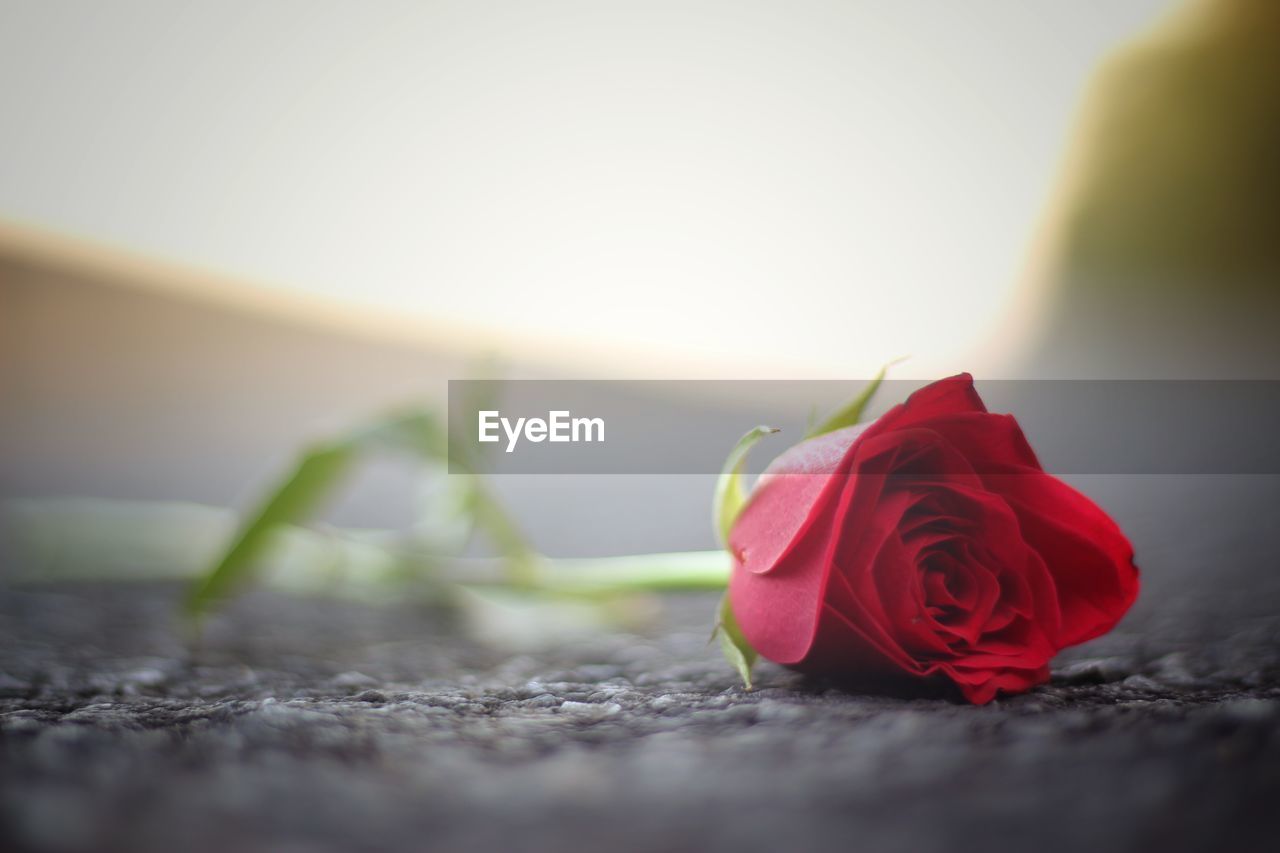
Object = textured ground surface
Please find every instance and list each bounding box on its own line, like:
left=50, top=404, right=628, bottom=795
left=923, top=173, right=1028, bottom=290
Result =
left=2, top=571, right=1279, bottom=853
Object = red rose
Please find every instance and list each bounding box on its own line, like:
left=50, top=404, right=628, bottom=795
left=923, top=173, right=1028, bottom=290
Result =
left=727, top=374, right=1139, bottom=704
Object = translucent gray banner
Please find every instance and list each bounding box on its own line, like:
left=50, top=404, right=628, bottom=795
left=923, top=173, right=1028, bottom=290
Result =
left=447, top=380, right=1280, bottom=475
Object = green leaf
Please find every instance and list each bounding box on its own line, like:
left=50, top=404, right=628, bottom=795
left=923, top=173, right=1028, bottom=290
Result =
left=713, top=425, right=779, bottom=548
left=185, top=404, right=445, bottom=617
left=186, top=403, right=538, bottom=622
left=184, top=440, right=356, bottom=618
left=186, top=408, right=446, bottom=620
left=806, top=357, right=906, bottom=439
left=712, top=592, right=758, bottom=689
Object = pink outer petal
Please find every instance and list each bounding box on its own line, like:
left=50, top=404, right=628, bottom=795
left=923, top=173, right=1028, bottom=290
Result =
left=727, top=424, right=873, bottom=664
left=729, top=509, right=840, bottom=664
left=730, top=425, right=867, bottom=578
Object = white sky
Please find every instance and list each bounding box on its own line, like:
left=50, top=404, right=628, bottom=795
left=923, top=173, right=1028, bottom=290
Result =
left=0, top=0, right=1174, bottom=376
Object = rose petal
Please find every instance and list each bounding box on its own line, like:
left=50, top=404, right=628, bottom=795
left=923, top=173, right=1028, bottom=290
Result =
left=730, top=424, right=870, bottom=577
left=940, top=663, right=1050, bottom=704
left=727, top=372, right=1135, bottom=705
left=981, top=466, right=1139, bottom=646
left=916, top=412, right=1042, bottom=473
left=873, top=374, right=987, bottom=433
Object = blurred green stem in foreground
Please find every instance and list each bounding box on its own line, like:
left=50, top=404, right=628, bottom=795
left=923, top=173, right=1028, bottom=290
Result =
left=3, top=498, right=728, bottom=600
left=181, top=401, right=730, bottom=630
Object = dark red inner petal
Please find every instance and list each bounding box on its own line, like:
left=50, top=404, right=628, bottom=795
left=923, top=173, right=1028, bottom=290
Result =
left=891, top=480, right=1059, bottom=669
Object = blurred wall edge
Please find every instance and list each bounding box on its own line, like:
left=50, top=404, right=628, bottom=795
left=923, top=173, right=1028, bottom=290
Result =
left=0, top=221, right=466, bottom=525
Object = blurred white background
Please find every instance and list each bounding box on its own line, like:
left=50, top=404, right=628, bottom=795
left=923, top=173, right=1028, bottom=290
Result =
left=0, top=0, right=1171, bottom=376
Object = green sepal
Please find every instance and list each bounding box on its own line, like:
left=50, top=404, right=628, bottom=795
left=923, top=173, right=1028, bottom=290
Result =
left=805, top=358, right=905, bottom=439
left=712, top=591, right=758, bottom=689
left=713, top=425, right=779, bottom=548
